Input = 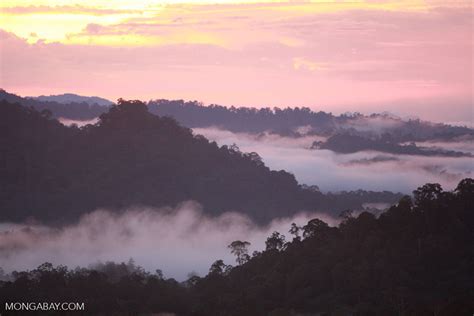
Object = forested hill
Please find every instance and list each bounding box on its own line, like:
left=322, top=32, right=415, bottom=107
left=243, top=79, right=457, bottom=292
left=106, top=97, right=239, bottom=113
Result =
left=147, top=100, right=473, bottom=141
left=2, top=89, right=472, bottom=142
left=0, top=100, right=401, bottom=224
left=312, top=133, right=472, bottom=157
left=1, top=179, right=472, bottom=315
left=32, top=93, right=113, bottom=106
left=191, top=179, right=474, bottom=315
left=0, top=89, right=107, bottom=120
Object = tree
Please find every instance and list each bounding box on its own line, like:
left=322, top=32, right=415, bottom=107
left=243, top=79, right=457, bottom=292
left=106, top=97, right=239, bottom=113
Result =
left=413, top=183, right=443, bottom=207
left=208, top=260, right=232, bottom=276
left=265, top=231, right=286, bottom=251
left=455, top=178, right=474, bottom=198
left=228, top=240, right=251, bottom=265
left=289, top=223, right=301, bottom=241
left=98, top=99, right=149, bottom=129
left=302, top=218, right=330, bottom=239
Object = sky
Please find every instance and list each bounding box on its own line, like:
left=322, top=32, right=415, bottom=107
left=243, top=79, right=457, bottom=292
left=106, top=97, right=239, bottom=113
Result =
left=0, top=0, right=473, bottom=122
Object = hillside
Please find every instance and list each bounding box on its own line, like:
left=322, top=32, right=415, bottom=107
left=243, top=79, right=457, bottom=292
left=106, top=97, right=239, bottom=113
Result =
left=1, top=179, right=472, bottom=315
left=0, top=89, right=108, bottom=120
left=312, top=133, right=471, bottom=157
left=0, top=100, right=401, bottom=224
left=2, top=90, right=472, bottom=143
left=148, top=99, right=473, bottom=142
left=192, top=179, right=474, bottom=315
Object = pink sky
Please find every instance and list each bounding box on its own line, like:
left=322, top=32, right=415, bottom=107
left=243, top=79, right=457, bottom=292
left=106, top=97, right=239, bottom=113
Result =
left=0, top=1, right=472, bottom=122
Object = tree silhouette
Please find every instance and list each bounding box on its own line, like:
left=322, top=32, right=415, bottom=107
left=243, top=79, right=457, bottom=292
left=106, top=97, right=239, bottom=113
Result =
left=289, top=223, right=302, bottom=241
left=302, top=218, right=330, bottom=238
left=208, top=260, right=232, bottom=276
left=228, top=240, right=251, bottom=265
left=265, top=231, right=286, bottom=251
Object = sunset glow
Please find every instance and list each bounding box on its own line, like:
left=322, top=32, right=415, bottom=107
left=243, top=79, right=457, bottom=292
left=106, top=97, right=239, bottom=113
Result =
left=1, top=0, right=472, bottom=121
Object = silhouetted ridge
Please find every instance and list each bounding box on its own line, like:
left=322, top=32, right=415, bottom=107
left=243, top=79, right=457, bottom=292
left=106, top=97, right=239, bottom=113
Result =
left=1, top=179, right=472, bottom=315
left=31, top=93, right=113, bottom=106
left=3, top=90, right=472, bottom=142
left=148, top=99, right=336, bottom=136
left=312, top=133, right=471, bottom=157
left=0, top=89, right=109, bottom=120
left=191, top=179, right=473, bottom=315
left=148, top=99, right=474, bottom=141
left=0, top=99, right=402, bottom=224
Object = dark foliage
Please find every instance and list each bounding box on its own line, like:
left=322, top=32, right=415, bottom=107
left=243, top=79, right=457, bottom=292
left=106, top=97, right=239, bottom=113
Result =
left=0, top=89, right=108, bottom=120
left=148, top=99, right=336, bottom=136
left=147, top=100, right=473, bottom=142
left=2, top=90, right=472, bottom=142
left=0, top=100, right=401, bottom=224
left=1, top=180, right=472, bottom=315
left=192, top=179, right=474, bottom=315
left=313, top=133, right=471, bottom=157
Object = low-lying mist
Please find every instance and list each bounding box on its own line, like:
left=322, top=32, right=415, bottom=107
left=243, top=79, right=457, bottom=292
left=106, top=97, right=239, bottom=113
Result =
left=194, top=127, right=473, bottom=193
left=58, top=117, right=99, bottom=127
left=0, top=203, right=338, bottom=281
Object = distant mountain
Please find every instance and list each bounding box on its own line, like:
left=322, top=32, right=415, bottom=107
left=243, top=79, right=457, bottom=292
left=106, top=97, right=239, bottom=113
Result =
left=0, top=89, right=109, bottom=120
left=0, top=99, right=402, bottom=224
left=312, top=133, right=472, bottom=157
left=2, top=89, right=472, bottom=143
left=147, top=99, right=474, bottom=142
left=30, top=93, right=113, bottom=106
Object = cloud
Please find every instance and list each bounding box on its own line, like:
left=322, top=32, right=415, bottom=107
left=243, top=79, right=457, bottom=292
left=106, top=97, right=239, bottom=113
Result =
left=58, top=117, right=99, bottom=127
left=0, top=203, right=337, bottom=280
left=293, top=57, right=327, bottom=72
left=0, top=5, right=141, bottom=16
left=84, top=23, right=106, bottom=34
left=193, top=127, right=473, bottom=193
left=0, top=3, right=472, bottom=120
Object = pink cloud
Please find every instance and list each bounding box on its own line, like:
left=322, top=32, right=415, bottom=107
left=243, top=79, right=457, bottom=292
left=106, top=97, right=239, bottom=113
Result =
left=0, top=5, right=472, bottom=122
left=1, top=5, right=140, bottom=15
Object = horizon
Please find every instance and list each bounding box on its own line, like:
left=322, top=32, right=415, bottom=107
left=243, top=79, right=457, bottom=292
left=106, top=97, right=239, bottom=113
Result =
left=3, top=88, right=474, bottom=127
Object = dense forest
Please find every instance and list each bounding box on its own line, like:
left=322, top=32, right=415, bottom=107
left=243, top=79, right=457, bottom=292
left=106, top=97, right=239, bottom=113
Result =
left=2, top=90, right=472, bottom=143
left=0, top=99, right=401, bottom=224
left=1, top=179, right=472, bottom=315
left=0, top=89, right=107, bottom=120
left=312, top=134, right=471, bottom=157
left=146, top=100, right=474, bottom=142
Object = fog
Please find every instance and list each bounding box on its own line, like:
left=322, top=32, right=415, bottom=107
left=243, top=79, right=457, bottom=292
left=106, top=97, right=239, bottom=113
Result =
left=337, top=115, right=405, bottom=136
left=193, top=128, right=473, bottom=193
left=58, top=117, right=99, bottom=127
left=412, top=138, right=474, bottom=155
left=0, top=203, right=337, bottom=281
left=2, top=127, right=469, bottom=280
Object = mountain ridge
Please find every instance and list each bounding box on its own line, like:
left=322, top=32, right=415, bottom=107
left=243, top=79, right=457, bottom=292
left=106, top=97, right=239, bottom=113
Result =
left=0, top=99, right=402, bottom=224
left=28, top=93, right=113, bottom=106
left=1, top=89, right=472, bottom=143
